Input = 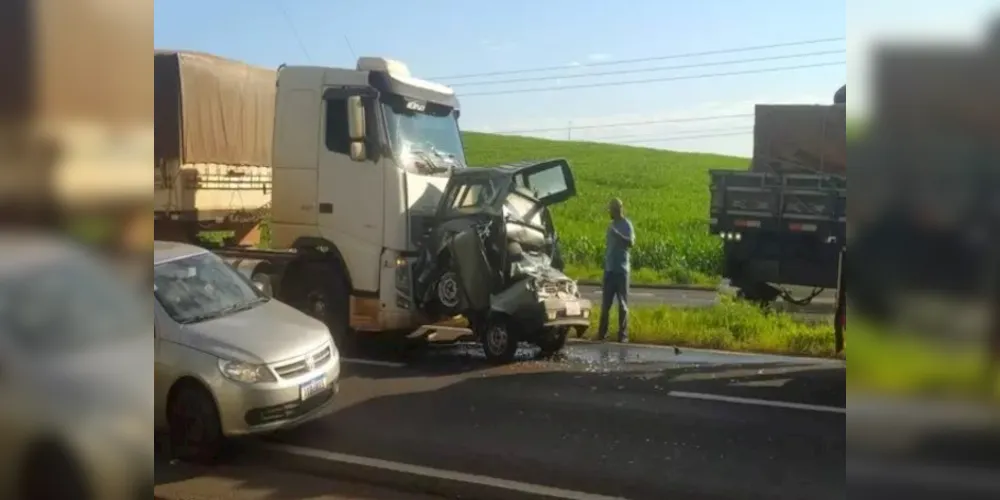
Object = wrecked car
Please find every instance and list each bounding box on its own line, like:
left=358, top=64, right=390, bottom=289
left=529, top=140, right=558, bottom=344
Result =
left=414, top=158, right=592, bottom=363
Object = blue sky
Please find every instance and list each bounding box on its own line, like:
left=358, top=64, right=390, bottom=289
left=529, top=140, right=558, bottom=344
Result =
left=154, top=0, right=987, bottom=157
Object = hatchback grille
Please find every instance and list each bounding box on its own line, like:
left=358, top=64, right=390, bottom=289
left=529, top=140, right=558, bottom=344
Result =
left=271, top=343, right=333, bottom=379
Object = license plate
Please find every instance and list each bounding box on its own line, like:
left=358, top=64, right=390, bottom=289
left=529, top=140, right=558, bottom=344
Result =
left=564, top=301, right=581, bottom=316
left=299, top=376, right=328, bottom=401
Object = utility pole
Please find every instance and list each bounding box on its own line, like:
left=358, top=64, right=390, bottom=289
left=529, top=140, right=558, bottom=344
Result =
left=567, top=120, right=572, bottom=140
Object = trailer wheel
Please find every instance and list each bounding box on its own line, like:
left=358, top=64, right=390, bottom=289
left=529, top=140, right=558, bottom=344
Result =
left=480, top=314, right=519, bottom=364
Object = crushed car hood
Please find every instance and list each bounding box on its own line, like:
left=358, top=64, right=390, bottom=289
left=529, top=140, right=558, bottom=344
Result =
left=414, top=158, right=580, bottom=317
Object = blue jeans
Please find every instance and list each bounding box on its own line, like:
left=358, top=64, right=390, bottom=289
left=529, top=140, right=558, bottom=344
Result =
left=598, top=270, right=629, bottom=341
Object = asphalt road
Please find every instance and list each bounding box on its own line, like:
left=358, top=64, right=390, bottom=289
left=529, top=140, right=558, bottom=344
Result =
left=579, top=284, right=837, bottom=316
left=155, top=458, right=446, bottom=499
left=155, top=342, right=845, bottom=500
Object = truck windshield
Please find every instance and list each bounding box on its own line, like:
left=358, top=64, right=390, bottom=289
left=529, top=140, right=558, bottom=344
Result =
left=382, top=96, right=466, bottom=175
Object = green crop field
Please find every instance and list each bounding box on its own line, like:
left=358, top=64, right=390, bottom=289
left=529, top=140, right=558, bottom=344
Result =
left=464, top=132, right=748, bottom=285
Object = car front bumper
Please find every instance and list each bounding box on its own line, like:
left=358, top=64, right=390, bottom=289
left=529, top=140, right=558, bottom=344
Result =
left=213, top=358, right=341, bottom=436
left=540, top=296, right=592, bottom=328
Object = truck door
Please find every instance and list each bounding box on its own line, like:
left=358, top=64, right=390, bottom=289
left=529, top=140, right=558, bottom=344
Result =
left=318, top=89, right=385, bottom=292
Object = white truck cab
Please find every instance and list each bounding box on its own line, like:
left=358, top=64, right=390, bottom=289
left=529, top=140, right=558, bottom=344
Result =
left=242, top=57, right=467, bottom=340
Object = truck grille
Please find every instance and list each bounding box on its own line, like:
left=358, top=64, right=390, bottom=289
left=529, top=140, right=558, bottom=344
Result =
left=271, top=343, right=333, bottom=379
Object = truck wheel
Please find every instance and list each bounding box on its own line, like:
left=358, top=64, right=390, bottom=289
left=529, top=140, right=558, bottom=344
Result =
left=480, top=315, right=519, bottom=364
left=301, top=263, right=356, bottom=355
left=535, top=327, right=569, bottom=357
left=736, top=283, right=779, bottom=308
left=251, top=272, right=274, bottom=297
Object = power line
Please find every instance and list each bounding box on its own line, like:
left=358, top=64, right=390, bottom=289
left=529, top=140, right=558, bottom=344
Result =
left=579, top=126, right=754, bottom=143
left=490, top=112, right=754, bottom=135
left=431, top=37, right=845, bottom=80
left=273, top=0, right=312, bottom=62
left=462, top=60, right=845, bottom=97
left=615, top=129, right=753, bottom=144
left=449, top=49, right=843, bottom=87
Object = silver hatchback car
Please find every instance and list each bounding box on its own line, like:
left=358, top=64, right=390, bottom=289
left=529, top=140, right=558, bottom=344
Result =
left=153, top=241, right=340, bottom=461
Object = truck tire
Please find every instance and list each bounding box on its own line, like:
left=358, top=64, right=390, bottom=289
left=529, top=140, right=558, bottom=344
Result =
left=736, top=282, right=779, bottom=308
left=535, top=327, right=569, bottom=357
left=296, top=262, right=356, bottom=355
left=251, top=271, right=274, bottom=297
left=480, top=314, right=519, bottom=364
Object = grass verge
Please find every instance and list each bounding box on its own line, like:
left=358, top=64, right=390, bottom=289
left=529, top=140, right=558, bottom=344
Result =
left=848, top=319, right=999, bottom=401
left=583, top=297, right=839, bottom=358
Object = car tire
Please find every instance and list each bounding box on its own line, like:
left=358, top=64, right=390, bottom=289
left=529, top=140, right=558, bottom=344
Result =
left=535, top=327, right=569, bottom=357
left=480, top=315, right=519, bottom=364
left=18, top=441, right=91, bottom=500
left=168, top=382, right=224, bottom=464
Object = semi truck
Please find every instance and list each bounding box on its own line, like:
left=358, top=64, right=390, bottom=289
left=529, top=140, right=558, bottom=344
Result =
left=154, top=50, right=275, bottom=245
left=708, top=87, right=847, bottom=350
left=164, top=55, right=590, bottom=362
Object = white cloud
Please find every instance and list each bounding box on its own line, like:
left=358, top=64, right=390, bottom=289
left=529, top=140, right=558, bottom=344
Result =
left=586, top=53, right=610, bottom=62
left=566, top=61, right=582, bottom=67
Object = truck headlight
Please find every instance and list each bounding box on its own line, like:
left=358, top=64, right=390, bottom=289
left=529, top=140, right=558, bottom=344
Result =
left=218, top=359, right=276, bottom=384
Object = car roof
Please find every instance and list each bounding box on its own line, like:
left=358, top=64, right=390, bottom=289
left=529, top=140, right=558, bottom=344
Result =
left=452, top=158, right=569, bottom=182
left=153, top=240, right=208, bottom=265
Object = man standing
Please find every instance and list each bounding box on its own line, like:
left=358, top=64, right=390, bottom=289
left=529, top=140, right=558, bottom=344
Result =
left=597, top=198, right=635, bottom=342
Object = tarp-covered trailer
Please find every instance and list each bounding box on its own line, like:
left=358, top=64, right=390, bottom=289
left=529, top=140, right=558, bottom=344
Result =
left=153, top=50, right=276, bottom=243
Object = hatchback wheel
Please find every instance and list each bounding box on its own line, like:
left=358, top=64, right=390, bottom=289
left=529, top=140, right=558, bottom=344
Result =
left=168, top=383, right=224, bottom=463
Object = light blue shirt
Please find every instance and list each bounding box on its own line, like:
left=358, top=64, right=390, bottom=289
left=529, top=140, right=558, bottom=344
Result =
left=604, top=217, right=634, bottom=273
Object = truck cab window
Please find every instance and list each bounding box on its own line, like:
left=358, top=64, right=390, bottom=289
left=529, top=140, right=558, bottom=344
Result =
left=324, top=98, right=350, bottom=155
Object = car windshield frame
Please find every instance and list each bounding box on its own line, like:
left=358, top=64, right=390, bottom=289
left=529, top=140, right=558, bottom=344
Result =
left=381, top=94, right=467, bottom=174
left=153, top=251, right=268, bottom=325
left=440, top=177, right=502, bottom=217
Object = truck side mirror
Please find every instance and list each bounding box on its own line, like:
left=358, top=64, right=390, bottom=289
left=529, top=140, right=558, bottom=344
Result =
left=347, top=96, right=366, bottom=140
left=346, top=96, right=367, bottom=162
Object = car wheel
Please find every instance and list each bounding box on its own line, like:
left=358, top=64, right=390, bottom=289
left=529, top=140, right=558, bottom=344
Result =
left=480, top=315, right=519, bottom=364
left=19, top=442, right=91, bottom=500
left=168, top=382, right=224, bottom=464
left=535, top=327, right=569, bottom=357
left=436, top=271, right=462, bottom=310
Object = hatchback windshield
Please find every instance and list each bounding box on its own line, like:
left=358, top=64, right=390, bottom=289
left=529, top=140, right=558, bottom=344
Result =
left=154, top=252, right=267, bottom=324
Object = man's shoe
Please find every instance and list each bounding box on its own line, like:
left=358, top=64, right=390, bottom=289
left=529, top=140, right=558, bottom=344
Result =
left=618, top=335, right=629, bottom=343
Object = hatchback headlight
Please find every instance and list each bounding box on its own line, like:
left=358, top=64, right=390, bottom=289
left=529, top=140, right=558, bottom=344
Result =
left=218, top=359, right=276, bottom=384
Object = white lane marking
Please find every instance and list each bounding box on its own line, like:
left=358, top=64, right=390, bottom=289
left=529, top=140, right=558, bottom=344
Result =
left=340, top=358, right=407, bottom=368
left=259, top=443, right=628, bottom=500
left=668, top=391, right=845, bottom=414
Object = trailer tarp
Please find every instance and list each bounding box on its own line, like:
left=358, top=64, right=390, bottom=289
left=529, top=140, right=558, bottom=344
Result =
left=154, top=50, right=275, bottom=167
left=751, top=104, right=846, bottom=176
